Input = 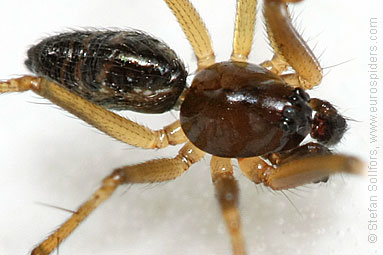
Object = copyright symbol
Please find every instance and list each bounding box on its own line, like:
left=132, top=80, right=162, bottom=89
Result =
left=368, top=234, right=377, bottom=243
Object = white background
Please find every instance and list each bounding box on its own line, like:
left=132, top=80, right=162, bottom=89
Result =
left=0, top=0, right=380, bottom=255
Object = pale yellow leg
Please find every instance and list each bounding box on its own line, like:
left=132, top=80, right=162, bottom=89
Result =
left=0, top=76, right=186, bottom=148
left=231, top=0, right=258, bottom=62
left=237, top=156, right=268, bottom=185
left=238, top=154, right=365, bottom=190
left=260, top=54, right=289, bottom=75
left=211, top=156, right=246, bottom=255
left=164, top=0, right=215, bottom=69
left=31, top=142, right=205, bottom=255
left=263, top=0, right=322, bottom=89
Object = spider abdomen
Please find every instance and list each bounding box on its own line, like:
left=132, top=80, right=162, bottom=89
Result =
left=180, top=61, right=313, bottom=158
left=25, top=30, right=187, bottom=113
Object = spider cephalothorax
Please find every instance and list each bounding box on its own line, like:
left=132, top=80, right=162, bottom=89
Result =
left=180, top=61, right=313, bottom=157
left=180, top=61, right=347, bottom=158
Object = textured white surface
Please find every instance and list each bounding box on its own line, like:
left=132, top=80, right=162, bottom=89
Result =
left=0, top=1, right=379, bottom=255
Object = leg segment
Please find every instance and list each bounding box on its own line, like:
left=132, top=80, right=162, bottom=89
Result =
left=263, top=0, right=322, bottom=89
left=31, top=142, right=205, bottom=255
left=231, top=0, right=257, bottom=62
left=210, top=156, right=246, bottom=255
left=260, top=54, right=289, bottom=75
left=238, top=143, right=365, bottom=190
left=0, top=76, right=186, bottom=148
left=165, top=0, right=215, bottom=69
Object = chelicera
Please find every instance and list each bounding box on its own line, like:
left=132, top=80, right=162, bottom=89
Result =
left=0, top=0, right=364, bottom=254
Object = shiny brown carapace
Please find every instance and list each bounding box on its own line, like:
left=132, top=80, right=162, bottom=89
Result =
left=0, top=0, right=364, bottom=255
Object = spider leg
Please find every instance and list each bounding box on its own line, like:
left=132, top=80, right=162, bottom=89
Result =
left=0, top=76, right=186, bottom=148
left=211, top=156, right=246, bottom=255
left=260, top=54, right=289, bottom=75
left=30, top=142, right=205, bottom=255
left=231, top=0, right=258, bottom=62
left=238, top=142, right=365, bottom=190
left=262, top=0, right=322, bottom=89
left=165, top=0, right=215, bottom=69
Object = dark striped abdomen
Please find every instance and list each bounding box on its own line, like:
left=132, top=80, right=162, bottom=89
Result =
left=25, top=30, right=187, bottom=113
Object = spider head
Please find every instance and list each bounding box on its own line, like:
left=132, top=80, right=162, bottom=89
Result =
left=309, top=98, right=347, bottom=146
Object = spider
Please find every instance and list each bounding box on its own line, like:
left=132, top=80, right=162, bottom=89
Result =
left=0, top=0, right=368, bottom=255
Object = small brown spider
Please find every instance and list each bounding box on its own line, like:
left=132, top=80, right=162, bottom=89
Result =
left=0, top=0, right=365, bottom=254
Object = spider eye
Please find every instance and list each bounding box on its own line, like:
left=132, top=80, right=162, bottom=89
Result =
left=309, top=99, right=347, bottom=145
left=282, top=119, right=297, bottom=134
left=283, top=106, right=297, bottom=119
left=281, top=107, right=298, bottom=134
